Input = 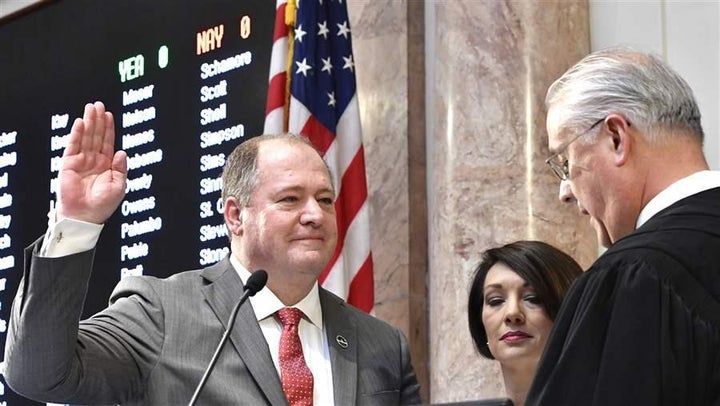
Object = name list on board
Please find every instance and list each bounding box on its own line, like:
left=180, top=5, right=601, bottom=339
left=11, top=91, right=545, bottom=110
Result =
left=196, top=18, right=254, bottom=267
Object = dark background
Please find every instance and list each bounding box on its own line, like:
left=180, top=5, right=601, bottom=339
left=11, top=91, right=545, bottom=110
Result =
left=0, top=1, right=274, bottom=403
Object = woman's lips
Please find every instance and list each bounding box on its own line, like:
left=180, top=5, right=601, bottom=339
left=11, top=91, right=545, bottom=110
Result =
left=500, top=330, right=532, bottom=342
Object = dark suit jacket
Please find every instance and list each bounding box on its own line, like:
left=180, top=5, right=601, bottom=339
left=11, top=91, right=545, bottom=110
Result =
left=4, top=239, right=421, bottom=405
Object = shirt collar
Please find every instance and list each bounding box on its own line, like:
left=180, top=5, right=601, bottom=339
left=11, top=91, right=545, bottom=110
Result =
left=229, top=255, right=323, bottom=329
left=636, top=170, right=720, bottom=228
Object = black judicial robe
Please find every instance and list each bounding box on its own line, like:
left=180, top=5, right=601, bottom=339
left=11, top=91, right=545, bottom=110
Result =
left=527, top=187, right=720, bottom=406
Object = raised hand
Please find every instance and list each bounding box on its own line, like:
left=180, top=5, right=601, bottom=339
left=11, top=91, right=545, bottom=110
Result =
left=56, top=102, right=127, bottom=224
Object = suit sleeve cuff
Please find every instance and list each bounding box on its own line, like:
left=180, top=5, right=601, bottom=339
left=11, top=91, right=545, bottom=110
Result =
left=40, top=209, right=103, bottom=257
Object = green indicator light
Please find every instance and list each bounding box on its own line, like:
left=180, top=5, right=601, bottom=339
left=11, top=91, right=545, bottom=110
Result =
left=158, top=45, right=169, bottom=69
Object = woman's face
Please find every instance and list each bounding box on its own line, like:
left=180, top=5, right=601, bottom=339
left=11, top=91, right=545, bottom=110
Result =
left=481, top=262, right=554, bottom=367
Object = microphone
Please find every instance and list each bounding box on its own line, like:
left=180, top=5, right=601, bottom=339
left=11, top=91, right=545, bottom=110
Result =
left=188, top=269, right=268, bottom=406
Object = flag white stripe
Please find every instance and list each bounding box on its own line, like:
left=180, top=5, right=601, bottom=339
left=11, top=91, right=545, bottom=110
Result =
left=268, top=37, right=288, bottom=82
left=324, top=201, right=372, bottom=295
left=263, top=108, right=285, bottom=134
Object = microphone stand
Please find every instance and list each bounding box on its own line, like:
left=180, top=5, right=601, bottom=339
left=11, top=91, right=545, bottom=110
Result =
left=188, top=269, right=267, bottom=406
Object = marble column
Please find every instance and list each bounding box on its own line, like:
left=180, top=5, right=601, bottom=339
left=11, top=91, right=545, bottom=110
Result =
left=348, top=0, right=430, bottom=402
left=427, top=0, right=595, bottom=403
left=349, top=0, right=595, bottom=403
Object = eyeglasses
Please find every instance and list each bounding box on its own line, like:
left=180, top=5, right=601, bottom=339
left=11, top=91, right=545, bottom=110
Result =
left=544, top=117, right=605, bottom=181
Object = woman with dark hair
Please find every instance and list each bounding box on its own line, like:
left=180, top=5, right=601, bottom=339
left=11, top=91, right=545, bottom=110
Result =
left=468, top=240, right=582, bottom=406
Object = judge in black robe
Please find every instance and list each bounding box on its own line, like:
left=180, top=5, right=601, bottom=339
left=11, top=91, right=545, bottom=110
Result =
left=527, top=187, right=720, bottom=405
left=530, top=47, right=720, bottom=405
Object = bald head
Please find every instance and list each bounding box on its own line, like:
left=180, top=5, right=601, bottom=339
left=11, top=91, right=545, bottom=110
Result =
left=222, top=133, right=334, bottom=207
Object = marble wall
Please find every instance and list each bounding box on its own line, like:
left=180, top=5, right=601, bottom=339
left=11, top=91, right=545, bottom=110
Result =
left=590, top=0, right=720, bottom=169
left=348, top=0, right=430, bottom=401
left=349, top=0, right=597, bottom=403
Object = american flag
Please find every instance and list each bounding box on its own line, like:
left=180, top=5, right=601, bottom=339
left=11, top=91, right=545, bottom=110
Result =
left=264, top=0, right=374, bottom=313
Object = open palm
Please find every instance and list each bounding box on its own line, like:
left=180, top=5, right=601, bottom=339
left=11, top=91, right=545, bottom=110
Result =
left=57, top=102, right=127, bottom=224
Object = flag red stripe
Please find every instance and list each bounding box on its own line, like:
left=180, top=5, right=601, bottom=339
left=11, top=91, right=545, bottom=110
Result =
left=272, top=2, right=287, bottom=42
left=337, top=147, right=369, bottom=222
left=300, top=116, right=335, bottom=155
left=265, top=73, right=287, bottom=116
left=347, top=255, right=374, bottom=313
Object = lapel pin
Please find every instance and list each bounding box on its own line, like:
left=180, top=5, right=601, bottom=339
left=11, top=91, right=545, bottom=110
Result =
left=335, top=335, right=348, bottom=348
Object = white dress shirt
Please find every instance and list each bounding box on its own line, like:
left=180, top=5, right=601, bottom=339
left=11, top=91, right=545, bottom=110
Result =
left=230, top=257, right=334, bottom=405
left=39, top=210, right=103, bottom=257
left=636, top=170, right=720, bottom=228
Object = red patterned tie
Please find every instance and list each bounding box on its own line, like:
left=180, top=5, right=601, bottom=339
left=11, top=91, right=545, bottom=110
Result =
left=277, top=307, right=314, bottom=406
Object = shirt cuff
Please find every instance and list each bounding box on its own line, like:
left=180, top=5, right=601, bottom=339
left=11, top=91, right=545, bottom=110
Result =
left=39, top=209, right=104, bottom=257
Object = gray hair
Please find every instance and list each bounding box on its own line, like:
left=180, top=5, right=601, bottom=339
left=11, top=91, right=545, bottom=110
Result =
left=546, top=47, right=703, bottom=143
left=221, top=133, right=333, bottom=206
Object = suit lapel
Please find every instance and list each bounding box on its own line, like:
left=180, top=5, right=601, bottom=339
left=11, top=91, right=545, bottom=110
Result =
left=320, top=289, right=358, bottom=405
left=200, top=258, right=288, bottom=405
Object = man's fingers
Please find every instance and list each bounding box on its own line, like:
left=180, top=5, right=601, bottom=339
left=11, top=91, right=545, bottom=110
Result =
left=66, top=102, right=116, bottom=161
left=101, top=111, right=116, bottom=158
left=64, top=117, right=85, bottom=157
left=79, top=103, right=96, bottom=153
left=91, top=101, right=107, bottom=153
left=112, top=150, right=128, bottom=181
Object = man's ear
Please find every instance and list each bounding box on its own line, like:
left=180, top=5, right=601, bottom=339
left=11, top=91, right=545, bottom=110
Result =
left=224, top=197, right=243, bottom=236
left=605, top=114, right=632, bottom=167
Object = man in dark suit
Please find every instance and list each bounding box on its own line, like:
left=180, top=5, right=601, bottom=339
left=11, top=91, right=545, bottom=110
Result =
left=3, top=102, right=421, bottom=405
left=527, top=48, right=720, bottom=405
